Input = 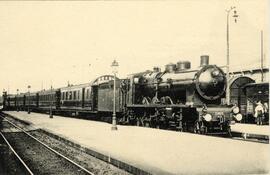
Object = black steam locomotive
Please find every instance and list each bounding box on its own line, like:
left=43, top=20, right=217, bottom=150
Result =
left=121, top=55, right=239, bottom=133
left=3, top=55, right=239, bottom=134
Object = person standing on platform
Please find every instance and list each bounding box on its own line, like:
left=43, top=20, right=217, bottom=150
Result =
left=254, top=101, right=264, bottom=125
left=263, top=102, right=269, bottom=124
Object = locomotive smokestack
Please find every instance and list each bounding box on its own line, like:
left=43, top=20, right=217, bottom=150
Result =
left=200, top=55, right=209, bottom=67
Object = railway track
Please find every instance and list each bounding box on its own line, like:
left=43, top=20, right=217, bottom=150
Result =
left=0, top=116, right=94, bottom=175
left=0, top=113, right=132, bottom=175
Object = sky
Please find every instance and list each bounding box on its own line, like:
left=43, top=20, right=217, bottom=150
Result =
left=0, top=0, right=269, bottom=94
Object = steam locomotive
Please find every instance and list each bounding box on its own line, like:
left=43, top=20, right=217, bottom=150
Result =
left=3, top=55, right=240, bottom=134
left=121, top=55, right=240, bottom=133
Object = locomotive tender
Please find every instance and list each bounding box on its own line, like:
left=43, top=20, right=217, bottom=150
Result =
left=3, top=55, right=239, bottom=134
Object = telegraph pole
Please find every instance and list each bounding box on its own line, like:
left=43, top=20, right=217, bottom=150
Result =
left=225, top=7, right=238, bottom=105
left=261, top=30, right=264, bottom=82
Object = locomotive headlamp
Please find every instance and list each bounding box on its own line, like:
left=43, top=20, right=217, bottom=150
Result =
left=232, top=106, right=240, bottom=114
left=212, top=70, right=220, bottom=76
left=133, top=77, right=139, bottom=84
left=203, top=113, right=212, bottom=122
left=234, top=113, right=242, bottom=121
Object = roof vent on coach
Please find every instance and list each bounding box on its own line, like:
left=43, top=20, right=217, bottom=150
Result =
left=200, top=55, right=209, bottom=67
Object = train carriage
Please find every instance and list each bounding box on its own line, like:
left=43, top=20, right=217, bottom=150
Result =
left=16, top=93, right=26, bottom=111
left=25, top=92, right=39, bottom=111
left=38, top=89, right=60, bottom=111
left=6, top=95, right=16, bottom=110
left=60, top=83, right=90, bottom=111
left=59, top=75, right=115, bottom=114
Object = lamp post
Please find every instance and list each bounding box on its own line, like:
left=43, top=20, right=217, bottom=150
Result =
left=16, top=89, right=19, bottom=112
left=27, top=85, right=31, bottom=114
left=111, top=60, right=119, bottom=130
left=225, top=6, right=238, bottom=105
left=49, top=85, right=53, bottom=118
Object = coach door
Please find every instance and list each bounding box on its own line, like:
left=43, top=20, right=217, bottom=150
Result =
left=82, top=88, right=85, bottom=108
left=92, top=85, right=98, bottom=111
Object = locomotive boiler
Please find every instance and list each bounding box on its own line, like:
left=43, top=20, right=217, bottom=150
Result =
left=134, top=55, right=226, bottom=106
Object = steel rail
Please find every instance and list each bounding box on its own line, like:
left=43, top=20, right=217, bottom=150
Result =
left=0, top=131, right=34, bottom=175
left=0, top=115, right=95, bottom=175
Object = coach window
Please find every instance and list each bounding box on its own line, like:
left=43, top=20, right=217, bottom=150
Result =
left=78, top=91, right=80, bottom=100
left=73, top=91, right=76, bottom=100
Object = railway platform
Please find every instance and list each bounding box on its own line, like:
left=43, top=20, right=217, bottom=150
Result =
left=231, top=123, right=269, bottom=140
left=2, top=111, right=270, bottom=175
